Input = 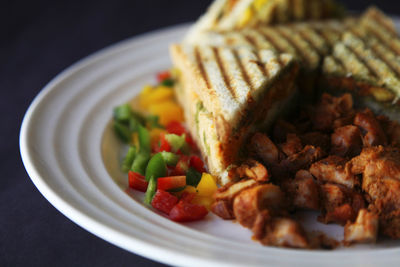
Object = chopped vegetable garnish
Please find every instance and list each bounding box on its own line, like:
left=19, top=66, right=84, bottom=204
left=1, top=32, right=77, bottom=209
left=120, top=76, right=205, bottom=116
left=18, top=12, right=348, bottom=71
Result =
left=157, top=71, right=171, bottom=83
left=148, top=101, right=184, bottom=126
left=138, top=125, right=151, bottom=154
left=113, top=104, right=132, bottom=122
left=174, top=156, right=190, bottom=175
left=157, top=176, right=186, bottom=191
left=146, top=115, right=164, bottom=129
left=131, top=152, right=150, bottom=175
left=186, top=167, right=202, bottom=187
left=151, top=189, right=178, bottom=214
left=159, top=133, right=171, bottom=152
left=189, top=155, right=206, bottom=173
left=144, top=176, right=157, bottom=205
left=161, top=79, right=174, bottom=87
left=169, top=197, right=208, bottom=222
left=160, top=151, right=180, bottom=166
left=114, top=121, right=131, bottom=143
left=128, top=171, right=148, bottom=192
left=145, top=153, right=167, bottom=182
left=121, top=146, right=137, bottom=173
left=114, top=69, right=213, bottom=222
left=165, top=133, right=186, bottom=153
left=166, top=121, right=186, bottom=135
left=196, top=173, right=218, bottom=197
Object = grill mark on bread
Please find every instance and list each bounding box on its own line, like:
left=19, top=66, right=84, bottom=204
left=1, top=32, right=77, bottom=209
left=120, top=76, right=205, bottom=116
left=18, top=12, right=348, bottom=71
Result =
left=232, top=49, right=253, bottom=91
left=213, top=47, right=236, bottom=100
left=274, top=26, right=308, bottom=63
left=367, top=9, right=397, bottom=35
left=259, top=28, right=294, bottom=55
left=294, top=26, right=325, bottom=57
left=368, top=39, right=400, bottom=76
left=242, top=34, right=269, bottom=77
left=194, top=46, right=211, bottom=89
left=347, top=28, right=400, bottom=77
left=341, top=42, right=379, bottom=80
left=363, top=23, right=400, bottom=55
left=254, top=51, right=268, bottom=77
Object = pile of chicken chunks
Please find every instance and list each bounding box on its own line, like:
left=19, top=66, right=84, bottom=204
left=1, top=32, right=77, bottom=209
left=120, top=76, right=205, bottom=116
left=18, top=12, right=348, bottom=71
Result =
left=211, top=93, right=400, bottom=249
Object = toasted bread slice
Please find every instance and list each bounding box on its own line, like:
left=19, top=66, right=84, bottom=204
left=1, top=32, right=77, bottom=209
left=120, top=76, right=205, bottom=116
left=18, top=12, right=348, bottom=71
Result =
left=320, top=7, right=400, bottom=120
left=170, top=44, right=299, bottom=184
left=185, top=18, right=357, bottom=96
left=185, top=0, right=345, bottom=42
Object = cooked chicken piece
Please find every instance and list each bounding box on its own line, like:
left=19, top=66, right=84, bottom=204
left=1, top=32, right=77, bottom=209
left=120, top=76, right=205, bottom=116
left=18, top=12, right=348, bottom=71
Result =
left=283, top=170, right=320, bottom=210
left=319, top=183, right=365, bottom=225
left=280, top=145, right=325, bottom=175
left=312, top=93, right=353, bottom=132
left=344, top=209, right=379, bottom=244
left=310, top=155, right=359, bottom=188
left=236, top=159, right=269, bottom=182
left=324, top=204, right=356, bottom=226
left=233, top=184, right=286, bottom=228
left=331, top=125, right=363, bottom=158
left=280, top=133, right=303, bottom=157
left=377, top=115, right=400, bottom=147
left=300, top=132, right=331, bottom=153
left=350, top=146, right=400, bottom=238
left=272, top=120, right=297, bottom=143
left=211, top=179, right=257, bottom=219
left=252, top=211, right=309, bottom=249
left=354, top=109, right=387, bottom=147
left=332, top=112, right=356, bottom=129
left=308, top=232, right=339, bottom=250
left=250, top=133, right=280, bottom=165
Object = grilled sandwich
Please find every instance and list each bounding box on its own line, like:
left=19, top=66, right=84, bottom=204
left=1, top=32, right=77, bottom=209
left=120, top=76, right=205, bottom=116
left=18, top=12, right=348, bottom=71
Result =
left=320, top=7, right=400, bottom=120
left=170, top=44, right=299, bottom=184
left=185, top=0, right=345, bottom=43
left=185, top=18, right=357, bottom=96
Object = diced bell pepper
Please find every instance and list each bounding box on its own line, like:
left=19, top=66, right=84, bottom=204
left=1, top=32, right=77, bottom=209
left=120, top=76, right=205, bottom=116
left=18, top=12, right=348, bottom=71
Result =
left=196, top=173, right=218, bottom=197
left=151, top=189, right=178, bottom=215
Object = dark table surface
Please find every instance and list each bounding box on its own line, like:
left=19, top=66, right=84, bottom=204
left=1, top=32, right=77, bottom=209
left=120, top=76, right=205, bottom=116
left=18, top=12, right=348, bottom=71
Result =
left=3, top=0, right=400, bottom=266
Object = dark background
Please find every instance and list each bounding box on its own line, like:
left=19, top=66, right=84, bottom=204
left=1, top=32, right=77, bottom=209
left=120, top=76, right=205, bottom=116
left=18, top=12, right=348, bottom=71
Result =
left=2, top=0, right=399, bottom=266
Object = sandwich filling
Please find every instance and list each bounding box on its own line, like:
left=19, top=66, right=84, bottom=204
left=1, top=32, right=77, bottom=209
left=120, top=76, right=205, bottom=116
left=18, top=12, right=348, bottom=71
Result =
left=171, top=44, right=298, bottom=184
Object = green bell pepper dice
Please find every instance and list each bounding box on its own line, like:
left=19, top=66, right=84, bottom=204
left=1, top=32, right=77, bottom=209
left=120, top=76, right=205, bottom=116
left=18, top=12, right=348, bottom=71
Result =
left=145, top=153, right=167, bottom=182
left=144, top=153, right=167, bottom=204
left=138, top=124, right=151, bottom=154
left=160, top=151, right=179, bottom=166
left=121, top=146, right=137, bottom=173
left=131, top=152, right=150, bottom=175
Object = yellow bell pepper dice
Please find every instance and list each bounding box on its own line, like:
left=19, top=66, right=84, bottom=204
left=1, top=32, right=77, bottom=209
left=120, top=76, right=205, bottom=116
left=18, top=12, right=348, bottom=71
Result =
left=196, top=173, right=218, bottom=197
left=192, top=195, right=214, bottom=210
left=148, top=101, right=184, bottom=126
left=183, top=185, right=197, bottom=194
left=140, top=86, right=174, bottom=109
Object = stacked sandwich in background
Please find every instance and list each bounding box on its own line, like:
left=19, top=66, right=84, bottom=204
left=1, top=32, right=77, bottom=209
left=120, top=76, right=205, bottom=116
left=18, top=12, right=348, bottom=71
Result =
left=170, top=1, right=400, bottom=186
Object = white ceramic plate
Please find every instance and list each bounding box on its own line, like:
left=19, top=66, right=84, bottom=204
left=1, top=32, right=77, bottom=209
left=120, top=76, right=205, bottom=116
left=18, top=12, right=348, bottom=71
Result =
left=20, top=23, right=400, bottom=267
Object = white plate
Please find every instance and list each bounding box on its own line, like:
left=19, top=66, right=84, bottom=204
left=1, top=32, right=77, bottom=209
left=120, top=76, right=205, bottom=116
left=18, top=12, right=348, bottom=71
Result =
left=20, top=23, right=400, bottom=267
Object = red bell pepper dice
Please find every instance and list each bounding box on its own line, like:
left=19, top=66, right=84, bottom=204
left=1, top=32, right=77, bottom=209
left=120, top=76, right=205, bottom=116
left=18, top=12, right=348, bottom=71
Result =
left=159, top=133, right=171, bottom=152
left=157, top=176, right=186, bottom=191
left=157, top=71, right=171, bottom=83
left=185, top=134, right=198, bottom=152
left=128, top=171, right=148, bottom=192
left=189, top=155, right=206, bottom=173
left=166, top=121, right=186, bottom=136
left=174, top=155, right=190, bottom=175
left=151, top=189, right=179, bottom=215
left=169, top=199, right=208, bottom=222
